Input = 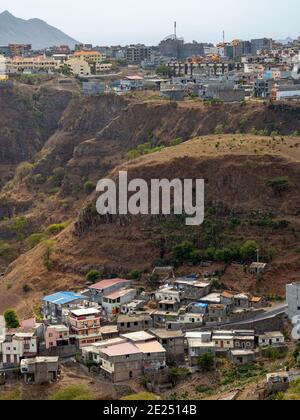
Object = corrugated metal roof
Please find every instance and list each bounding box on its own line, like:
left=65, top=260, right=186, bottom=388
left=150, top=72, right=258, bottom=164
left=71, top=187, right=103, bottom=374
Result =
left=43, top=291, right=85, bottom=305
left=89, top=279, right=129, bottom=291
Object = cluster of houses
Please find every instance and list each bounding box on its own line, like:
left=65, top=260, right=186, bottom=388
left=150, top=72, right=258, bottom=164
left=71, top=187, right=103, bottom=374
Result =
left=0, top=273, right=291, bottom=387
left=2, top=35, right=300, bottom=102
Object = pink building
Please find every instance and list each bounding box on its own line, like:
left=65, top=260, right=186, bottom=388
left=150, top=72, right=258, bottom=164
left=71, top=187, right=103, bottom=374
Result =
left=44, top=325, right=70, bottom=350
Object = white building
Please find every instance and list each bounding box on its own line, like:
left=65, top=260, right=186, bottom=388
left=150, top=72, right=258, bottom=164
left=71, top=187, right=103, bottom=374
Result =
left=258, top=332, right=285, bottom=347
left=0, top=55, right=8, bottom=80
left=276, top=85, right=300, bottom=100
left=286, top=282, right=300, bottom=321
left=1, top=332, right=37, bottom=367
left=102, top=288, right=136, bottom=315
left=155, top=286, right=182, bottom=303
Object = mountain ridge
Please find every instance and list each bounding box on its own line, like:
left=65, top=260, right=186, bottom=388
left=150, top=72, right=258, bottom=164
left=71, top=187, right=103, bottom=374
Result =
left=0, top=10, right=79, bottom=49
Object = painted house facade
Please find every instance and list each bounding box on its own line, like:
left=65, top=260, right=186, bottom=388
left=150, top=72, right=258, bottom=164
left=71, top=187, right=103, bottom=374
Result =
left=69, top=308, right=101, bottom=348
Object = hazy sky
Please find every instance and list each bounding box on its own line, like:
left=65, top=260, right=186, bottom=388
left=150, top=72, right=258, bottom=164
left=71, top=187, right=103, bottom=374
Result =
left=1, top=0, right=300, bottom=45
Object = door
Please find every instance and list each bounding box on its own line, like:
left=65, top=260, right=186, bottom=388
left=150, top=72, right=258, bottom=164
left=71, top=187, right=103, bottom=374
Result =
left=220, top=341, right=224, bottom=349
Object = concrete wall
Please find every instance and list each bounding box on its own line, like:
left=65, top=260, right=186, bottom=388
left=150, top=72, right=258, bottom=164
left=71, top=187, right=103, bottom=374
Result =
left=287, top=283, right=300, bottom=320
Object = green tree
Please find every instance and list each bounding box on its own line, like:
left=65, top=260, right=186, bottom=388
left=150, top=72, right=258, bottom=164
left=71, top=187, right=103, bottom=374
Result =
left=240, top=240, right=258, bottom=261
left=86, top=269, right=101, bottom=284
left=172, top=241, right=195, bottom=263
left=4, top=308, right=20, bottom=328
left=156, top=65, right=173, bottom=78
left=197, top=352, right=215, bottom=372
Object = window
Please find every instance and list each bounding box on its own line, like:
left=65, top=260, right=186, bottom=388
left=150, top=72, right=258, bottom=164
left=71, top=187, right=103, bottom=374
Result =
left=126, top=355, right=130, bottom=359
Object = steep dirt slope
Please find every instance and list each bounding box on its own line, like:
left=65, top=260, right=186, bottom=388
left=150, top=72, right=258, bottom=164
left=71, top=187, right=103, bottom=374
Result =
left=0, top=83, right=72, bottom=166
left=1, top=134, right=300, bottom=316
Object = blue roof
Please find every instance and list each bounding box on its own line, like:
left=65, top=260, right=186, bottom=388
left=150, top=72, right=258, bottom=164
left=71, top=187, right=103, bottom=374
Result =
left=43, top=291, right=85, bottom=305
left=195, top=303, right=208, bottom=308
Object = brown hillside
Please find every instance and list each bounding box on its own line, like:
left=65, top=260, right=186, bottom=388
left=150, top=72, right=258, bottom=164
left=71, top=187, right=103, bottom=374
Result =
left=1, top=134, right=300, bottom=317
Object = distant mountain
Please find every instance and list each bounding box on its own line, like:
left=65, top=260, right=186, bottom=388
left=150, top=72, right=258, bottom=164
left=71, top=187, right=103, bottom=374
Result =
left=0, top=10, right=79, bottom=49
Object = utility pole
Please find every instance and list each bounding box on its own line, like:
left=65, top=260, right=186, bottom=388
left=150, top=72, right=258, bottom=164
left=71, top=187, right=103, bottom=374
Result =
left=223, top=30, right=225, bottom=44
left=174, top=21, right=177, bottom=40
left=256, top=248, right=260, bottom=263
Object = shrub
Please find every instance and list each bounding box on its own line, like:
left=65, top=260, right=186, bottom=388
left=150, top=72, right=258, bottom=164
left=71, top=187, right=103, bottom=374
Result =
left=49, top=385, right=94, bottom=401
left=84, top=181, right=95, bottom=194
left=149, top=273, right=160, bottom=288
left=169, top=367, right=190, bottom=386
left=50, top=167, right=65, bottom=187
left=172, top=241, right=195, bottom=263
left=262, top=346, right=286, bottom=360
left=22, top=284, right=31, bottom=293
left=9, top=217, right=27, bottom=240
left=32, top=173, right=45, bottom=185
left=43, top=239, right=56, bottom=271
left=128, top=269, right=142, bottom=280
left=85, top=269, right=101, bottom=284
left=267, top=176, right=290, bottom=195
left=170, top=137, right=183, bottom=146
left=197, top=352, right=215, bottom=372
left=214, top=124, right=225, bottom=135
left=16, top=162, right=33, bottom=181
left=26, top=233, right=46, bottom=249
left=0, top=241, right=12, bottom=256
left=240, top=240, right=258, bottom=261
left=121, top=392, right=161, bottom=401
left=4, top=308, right=20, bottom=328
left=46, top=222, right=68, bottom=235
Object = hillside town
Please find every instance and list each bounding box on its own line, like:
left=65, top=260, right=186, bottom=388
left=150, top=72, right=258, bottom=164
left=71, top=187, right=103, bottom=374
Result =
left=1, top=29, right=300, bottom=101
left=1, top=264, right=300, bottom=399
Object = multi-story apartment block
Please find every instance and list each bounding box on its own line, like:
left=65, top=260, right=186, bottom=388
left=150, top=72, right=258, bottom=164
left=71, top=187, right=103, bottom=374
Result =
left=69, top=307, right=101, bottom=348
left=1, top=331, right=38, bottom=367
left=125, top=44, right=152, bottom=64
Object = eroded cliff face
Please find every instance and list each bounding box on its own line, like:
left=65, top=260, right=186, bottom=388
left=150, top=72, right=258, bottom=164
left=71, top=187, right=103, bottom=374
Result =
left=0, top=84, right=72, bottom=165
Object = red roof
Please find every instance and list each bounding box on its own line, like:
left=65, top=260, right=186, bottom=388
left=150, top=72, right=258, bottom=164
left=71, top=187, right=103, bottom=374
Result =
left=89, top=278, right=129, bottom=291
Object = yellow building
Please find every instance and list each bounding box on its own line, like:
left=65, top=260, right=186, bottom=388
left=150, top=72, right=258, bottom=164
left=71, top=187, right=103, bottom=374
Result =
left=6, top=56, right=58, bottom=73
left=73, top=51, right=105, bottom=63
left=65, top=57, right=91, bottom=76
